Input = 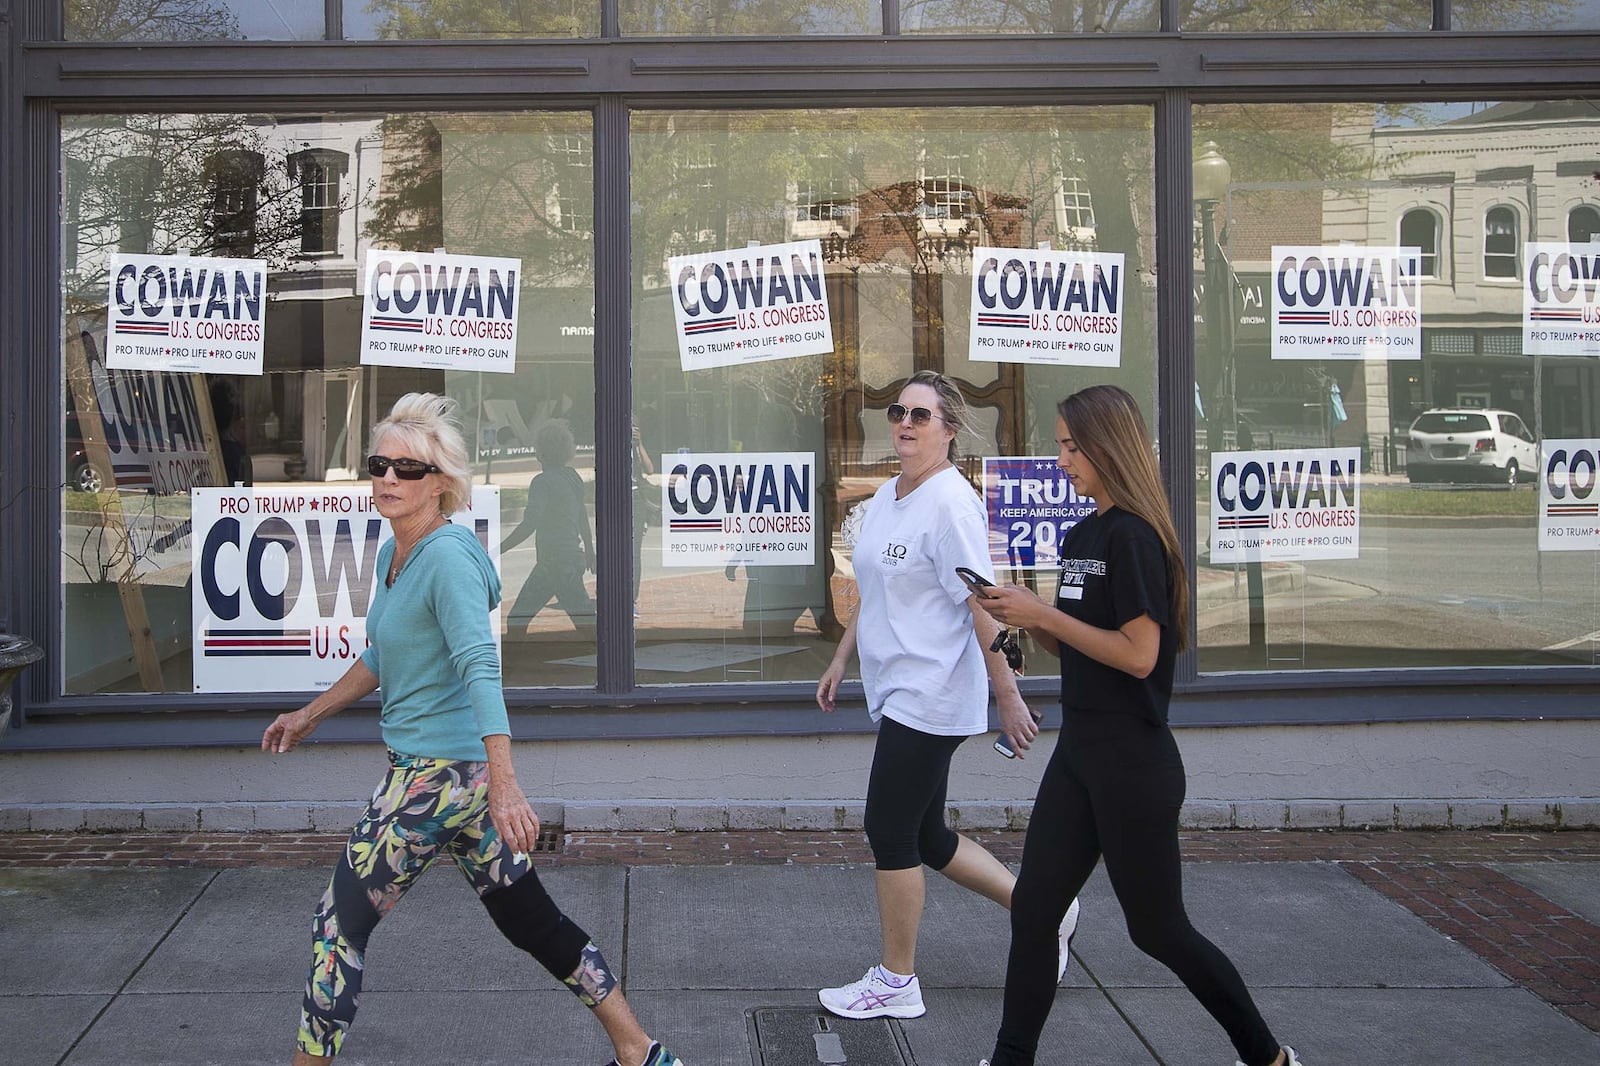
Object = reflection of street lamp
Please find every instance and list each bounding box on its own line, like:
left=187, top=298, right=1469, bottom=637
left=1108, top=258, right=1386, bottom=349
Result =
left=1196, top=142, right=1263, bottom=651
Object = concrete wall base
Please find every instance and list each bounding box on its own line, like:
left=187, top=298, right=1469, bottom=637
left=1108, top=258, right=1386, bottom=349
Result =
left=3, top=797, right=1596, bottom=834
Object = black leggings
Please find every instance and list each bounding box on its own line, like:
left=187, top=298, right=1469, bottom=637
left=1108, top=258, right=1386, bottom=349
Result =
left=863, top=715, right=966, bottom=872
left=989, top=711, right=1280, bottom=1066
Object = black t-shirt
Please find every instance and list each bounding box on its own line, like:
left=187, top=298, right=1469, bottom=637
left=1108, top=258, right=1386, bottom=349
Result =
left=1055, top=506, right=1177, bottom=725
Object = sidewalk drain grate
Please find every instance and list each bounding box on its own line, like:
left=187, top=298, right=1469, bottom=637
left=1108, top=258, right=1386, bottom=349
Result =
left=747, top=1007, right=914, bottom=1066
left=530, top=829, right=562, bottom=853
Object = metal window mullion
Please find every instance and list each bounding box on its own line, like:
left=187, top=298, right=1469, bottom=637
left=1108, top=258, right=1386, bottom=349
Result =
left=1154, top=89, right=1198, bottom=685
left=602, top=0, right=619, bottom=39
left=592, top=96, right=632, bottom=694
left=884, top=0, right=901, bottom=36
left=326, top=0, right=343, bottom=41
left=1435, top=0, right=1450, bottom=32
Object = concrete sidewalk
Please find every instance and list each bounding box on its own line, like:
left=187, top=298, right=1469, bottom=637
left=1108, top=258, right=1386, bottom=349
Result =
left=2, top=830, right=1598, bottom=1066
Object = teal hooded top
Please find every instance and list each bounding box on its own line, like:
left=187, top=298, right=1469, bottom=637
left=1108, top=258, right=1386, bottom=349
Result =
left=361, top=522, right=509, bottom=760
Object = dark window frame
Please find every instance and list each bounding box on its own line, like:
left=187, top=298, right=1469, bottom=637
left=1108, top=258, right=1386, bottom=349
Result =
left=7, top=5, right=1600, bottom=741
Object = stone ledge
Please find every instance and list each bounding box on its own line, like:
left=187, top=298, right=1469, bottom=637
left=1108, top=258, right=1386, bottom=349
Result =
left=2, top=798, right=1596, bottom=833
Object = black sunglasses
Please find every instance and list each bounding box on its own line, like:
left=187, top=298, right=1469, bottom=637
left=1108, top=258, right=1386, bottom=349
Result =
left=886, top=403, right=944, bottom=427
left=366, top=454, right=441, bottom=480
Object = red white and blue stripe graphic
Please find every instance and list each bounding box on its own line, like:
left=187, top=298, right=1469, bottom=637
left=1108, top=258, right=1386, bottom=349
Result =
left=368, top=316, right=425, bottom=333
left=976, top=312, right=1030, bottom=329
left=203, top=628, right=313, bottom=656
left=114, top=321, right=170, bottom=336
left=1278, top=311, right=1330, bottom=324
left=670, top=518, right=723, bottom=532
left=1529, top=308, right=1584, bottom=321
left=1546, top=503, right=1599, bottom=516
left=1217, top=515, right=1271, bottom=530
left=683, top=316, right=737, bottom=336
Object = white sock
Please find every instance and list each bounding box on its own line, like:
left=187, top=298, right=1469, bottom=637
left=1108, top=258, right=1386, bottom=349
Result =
left=877, top=964, right=915, bottom=986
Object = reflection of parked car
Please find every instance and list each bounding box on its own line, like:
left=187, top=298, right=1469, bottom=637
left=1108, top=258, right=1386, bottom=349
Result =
left=66, top=412, right=107, bottom=493
left=1406, top=408, right=1538, bottom=486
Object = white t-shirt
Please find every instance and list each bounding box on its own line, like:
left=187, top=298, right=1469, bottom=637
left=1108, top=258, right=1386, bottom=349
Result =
left=852, top=466, right=996, bottom=736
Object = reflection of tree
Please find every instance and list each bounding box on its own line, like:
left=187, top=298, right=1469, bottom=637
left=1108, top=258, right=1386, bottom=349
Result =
left=65, top=0, right=242, bottom=40
left=360, top=0, right=590, bottom=38
left=63, top=114, right=305, bottom=311
left=901, top=0, right=1573, bottom=32
left=362, top=114, right=593, bottom=286
left=624, top=0, right=876, bottom=34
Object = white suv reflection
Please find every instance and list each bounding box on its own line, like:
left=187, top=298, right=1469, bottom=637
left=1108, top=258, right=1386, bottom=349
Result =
left=1406, top=408, right=1538, bottom=487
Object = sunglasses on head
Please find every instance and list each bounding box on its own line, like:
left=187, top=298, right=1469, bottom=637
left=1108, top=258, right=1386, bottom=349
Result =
left=366, top=454, right=441, bottom=480
left=886, top=403, right=943, bottom=427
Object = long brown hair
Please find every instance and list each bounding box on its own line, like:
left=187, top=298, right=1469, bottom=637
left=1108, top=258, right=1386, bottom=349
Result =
left=1057, top=385, right=1190, bottom=649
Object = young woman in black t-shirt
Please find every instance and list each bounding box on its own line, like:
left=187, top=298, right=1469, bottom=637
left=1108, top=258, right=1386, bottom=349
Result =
left=972, top=385, right=1303, bottom=1066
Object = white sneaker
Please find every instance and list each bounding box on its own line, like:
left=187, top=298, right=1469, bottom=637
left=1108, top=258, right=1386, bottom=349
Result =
left=1236, top=1047, right=1303, bottom=1066
left=1057, top=896, right=1081, bottom=983
left=818, top=966, right=926, bottom=1019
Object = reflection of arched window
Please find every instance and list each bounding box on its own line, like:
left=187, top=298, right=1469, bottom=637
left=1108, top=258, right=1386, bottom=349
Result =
left=1483, top=205, right=1519, bottom=278
left=1569, top=204, right=1600, bottom=244
left=922, top=148, right=973, bottom=221
left=106, top=155, right=160, bottom=253
left=204, top=150, right=264, bottom=257
left=288, top=148, right=348, bottom=255
left=549, top=134, right=592, bottom=235
left=1399, top=208, right=1439, bottom=277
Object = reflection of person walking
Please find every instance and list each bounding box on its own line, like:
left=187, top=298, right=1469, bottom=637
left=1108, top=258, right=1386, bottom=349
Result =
left=262, top=393, right=682, bottom=1066
left=631, top=423, right=658, bottom=617
left=502, top=420, right=594, bottom=635
left=973, top=384, right=1302, bottom=1066
left=814, top=370, right=1080, bottom=1023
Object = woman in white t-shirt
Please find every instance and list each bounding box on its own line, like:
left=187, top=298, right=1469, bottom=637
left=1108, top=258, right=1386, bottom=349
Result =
left=814, top=370, right=1080, bottom=1022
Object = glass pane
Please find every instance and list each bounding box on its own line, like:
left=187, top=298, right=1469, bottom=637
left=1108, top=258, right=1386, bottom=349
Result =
left=1454, top=0, right=1600, bottom=31
left=61, top=111, right=597, bottom=694
left=620, top=0, right=878, bottom=35
left=903, top=1, right=1157, bottom=33
left=1182, top=1, right=1430, bottom=31
left=1194, top=101, right=1600, bottom=674
left=631, top=105, right=1156, bottom=685
left=343, top=0, right=598, bottom=38
left=65, top=1, right=326, bottom=40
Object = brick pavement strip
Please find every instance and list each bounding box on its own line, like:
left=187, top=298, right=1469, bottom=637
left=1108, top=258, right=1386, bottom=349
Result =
left=3, top=828, right=1597, bottom=1034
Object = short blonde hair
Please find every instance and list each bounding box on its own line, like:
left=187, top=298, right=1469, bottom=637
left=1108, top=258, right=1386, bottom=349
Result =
left=370, top=392, right=472, bottom=516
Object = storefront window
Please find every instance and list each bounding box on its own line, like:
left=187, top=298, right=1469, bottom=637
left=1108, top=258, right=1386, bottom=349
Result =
left=631, top=106, right=1155, bottom=685
left=1453, top=0, right=1600, bottom=30
left=1182, top=1, right=1430, bottom=31
left=61, top=111, right=597, bottom=695
left=65, top=1, right=326, bottom=40
left=619, top=0, right=877, bottom=35
left=343, top=1, right=597, bottom=39
left=1194, top=101, right=1600, bottom=673
left=902, top=0, right=1157, bottom=32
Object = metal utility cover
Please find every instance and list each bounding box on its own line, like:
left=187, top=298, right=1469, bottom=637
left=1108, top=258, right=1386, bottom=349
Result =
left=747, top=1007, right=914, bottom=1066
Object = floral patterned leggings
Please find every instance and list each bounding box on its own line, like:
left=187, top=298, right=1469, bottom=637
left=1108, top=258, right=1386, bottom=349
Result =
left=298, top=751, right=609, bottom=1058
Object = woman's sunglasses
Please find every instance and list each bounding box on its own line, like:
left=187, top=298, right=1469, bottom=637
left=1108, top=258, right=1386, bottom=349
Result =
left=366, top=454, right=441, bottom=480
left=885, top=403, right=945, bottom=427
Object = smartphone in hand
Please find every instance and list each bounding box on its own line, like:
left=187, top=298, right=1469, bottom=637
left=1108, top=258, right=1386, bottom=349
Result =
left=994, top=705, right=1046, bottom=759
left=955, top=566, right=996, bottom=597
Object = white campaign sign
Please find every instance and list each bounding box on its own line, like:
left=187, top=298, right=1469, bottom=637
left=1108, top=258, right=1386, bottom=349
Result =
left=1210, top=448, right=1361, bottom=563
left=1523, top=243, right=1600, bottom=357
left=968, top=247, right=1124, bottom=367
left=1271, top=246, right=1421, bottom=361
left=190, top=486, right=500, bottom=692
left=668, top=240, right=834, bottom=372
left=659, top=451, right=814, bottom=567
left=360, top=250, right=522, bottom=373
left=1539, top=439, right=1600, bottom=552
left=106, top=253, right=267, bottom=375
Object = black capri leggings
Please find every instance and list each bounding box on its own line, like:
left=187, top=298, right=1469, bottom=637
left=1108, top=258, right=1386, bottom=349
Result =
left=863, top=715, right=966, bottom=872
left=990, top=710, right=1281, bottom=1066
